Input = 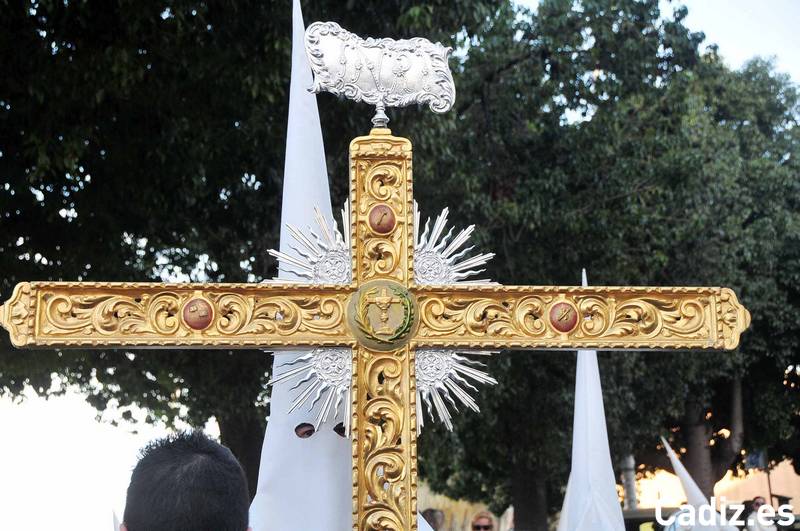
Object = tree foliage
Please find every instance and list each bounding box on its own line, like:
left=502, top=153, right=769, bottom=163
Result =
left=414, top=1, right=799, bottom=526
left=0, top=0, right=506, bottom=493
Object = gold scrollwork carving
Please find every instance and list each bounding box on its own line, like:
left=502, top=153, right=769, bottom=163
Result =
left=515, top=296, right=551, bottom=337
left=354, top=346, right=416, bottom=531
left=576, top=296, right=707, bottom=339
left=206, top=293, right=347, bottom=338
left=413, top=286, right=750, bottom=350
left=350, top=130, right=417, bottom=530
left=351, top=131, right=413, bottom=285
left=364, top=162, right=404, bottom=204
left=42, top=293, right=182, bottom=337
left=1, top=282, right=353, bottom=348
left=416, top=295, right=554, bottom=339
left=361, top=238, right=402, bottom=280
left=1, top=282, right=35, bottom=347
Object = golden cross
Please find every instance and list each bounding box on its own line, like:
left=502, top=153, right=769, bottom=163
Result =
left=0, top=128, right=750, bottom=531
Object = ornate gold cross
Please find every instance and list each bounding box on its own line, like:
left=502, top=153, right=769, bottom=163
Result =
left=0, top=127, right=751, bottom=530
left=1, top=20, right=753, bottom=531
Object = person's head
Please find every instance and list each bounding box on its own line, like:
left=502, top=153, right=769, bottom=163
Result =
left=752, top=496, right=768, bottom=510
left=471, top=511, right=494, bottom=531
left=122, top=431, right=250, bottom=531
left=421, top=508, right=445, bottom=529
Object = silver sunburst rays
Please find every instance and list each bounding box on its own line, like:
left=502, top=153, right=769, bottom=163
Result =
left=415, top=349, right=497, bottom=432
left=267, top=202, right=498, bottom=432
left=414, top=202, right=495, bottom=284
left=267, top=205, right=351, bottom=284
left=269, top=347, right=353, bottom=435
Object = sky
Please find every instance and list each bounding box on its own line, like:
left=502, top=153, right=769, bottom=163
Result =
left=0, top=389, right=160, bottom=529
left=669, top=0, right=799, bottom=82
left=0, top=388, right=218, bottom=530
left=1, top=2, right=798, bottom=530
left=515, top=0, right=800, bottom=82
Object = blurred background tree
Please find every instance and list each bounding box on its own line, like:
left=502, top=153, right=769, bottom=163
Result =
left=0, top=0, right=505, bottom=493
left=417, top=2, right=799, bottom=528
left=0, top=0, right=797, bottom=528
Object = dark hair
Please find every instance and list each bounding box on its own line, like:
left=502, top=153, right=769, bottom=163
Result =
left=123, top=431, right=249, bottom=531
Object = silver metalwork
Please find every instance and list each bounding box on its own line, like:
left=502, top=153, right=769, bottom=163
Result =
left=270, top=346, right=498, bottom=434
left=269, top=347, right=353, bottom=434
left=268, top=203, right=499, bottom=432
left=415, top=349, right=498, bottom=432
left=414, top=202, right=495, bottom=285
left=268, top=204, right=352, bottom=284
left=305, top=21, right=456, bottom=127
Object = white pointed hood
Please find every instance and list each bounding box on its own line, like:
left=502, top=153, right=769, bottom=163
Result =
left=660, top=438, right=738, bottom=530
left=277, top=0, right=333, bottom=249
left=249, top=4, right=432, bottom=530
left=556, top=269, right=625, bottom=531
left=661, top=437, right=709, bottom=508
left=249, top=1, right=350, bottom=529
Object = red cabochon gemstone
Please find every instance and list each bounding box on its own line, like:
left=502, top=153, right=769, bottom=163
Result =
left=549, top=301, right=578, bottom=333
left=368, top=204, right=397, bottom=234
left=183, top=299, right=214, bottom=330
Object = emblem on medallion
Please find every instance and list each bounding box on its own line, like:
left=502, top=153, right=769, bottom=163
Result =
left=348, top=280, right=416, bottom=350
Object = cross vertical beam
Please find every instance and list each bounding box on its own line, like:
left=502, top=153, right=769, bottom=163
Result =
left=349, top=129, right=418, bottom=530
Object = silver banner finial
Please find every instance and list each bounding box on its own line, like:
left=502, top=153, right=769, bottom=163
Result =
left=304, top=21, right=456, bottom=127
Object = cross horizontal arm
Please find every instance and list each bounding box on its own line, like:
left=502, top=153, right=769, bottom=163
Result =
left=412, top=284, right=750, bottom=351
left=0, top=281, right=355, bottom=349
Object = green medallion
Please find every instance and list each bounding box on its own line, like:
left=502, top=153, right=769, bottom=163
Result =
left=347, top=280, right=416, bottom=351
